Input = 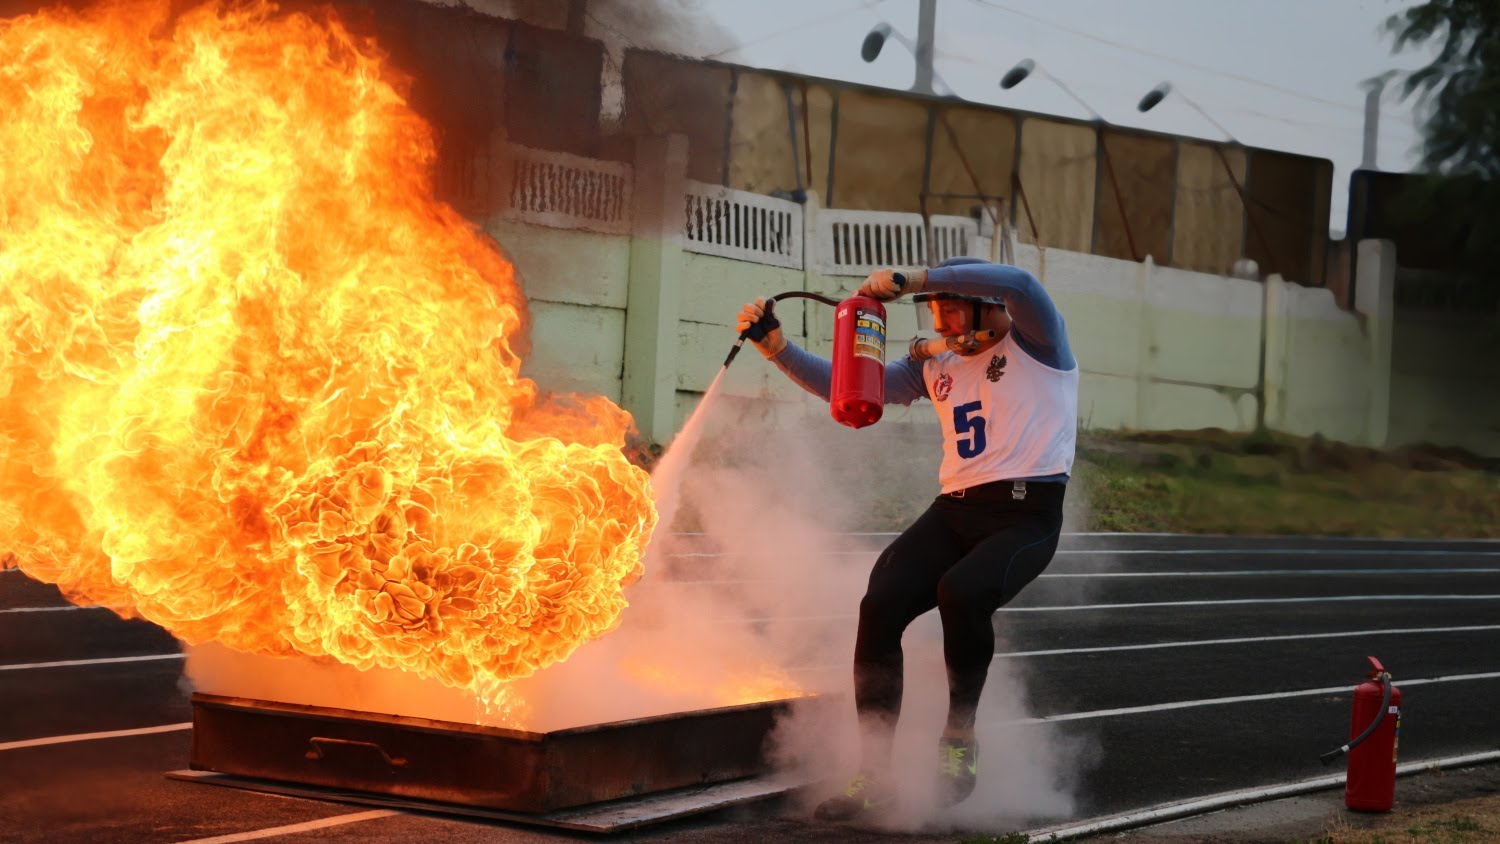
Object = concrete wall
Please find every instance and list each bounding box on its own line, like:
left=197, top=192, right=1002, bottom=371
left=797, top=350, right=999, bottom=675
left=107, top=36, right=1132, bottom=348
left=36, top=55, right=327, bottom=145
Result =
left=487, top=219, right=632, bottom=402
left=1270, top=281, right=1375, bottom=442
left=484, top=138, right=1497, bottom=461
left=1006, top=245, right=1264, bottom=433
left=1002, top=243, right=1375, bottom=442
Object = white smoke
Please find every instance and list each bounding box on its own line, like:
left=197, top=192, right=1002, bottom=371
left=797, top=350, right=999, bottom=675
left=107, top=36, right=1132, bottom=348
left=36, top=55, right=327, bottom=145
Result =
left=644, top=385, right=1095, bottom=830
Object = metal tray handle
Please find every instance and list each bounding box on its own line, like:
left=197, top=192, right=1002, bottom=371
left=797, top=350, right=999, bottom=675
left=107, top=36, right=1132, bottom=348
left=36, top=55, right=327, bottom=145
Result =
left=304, top=736, right=408, bottom=768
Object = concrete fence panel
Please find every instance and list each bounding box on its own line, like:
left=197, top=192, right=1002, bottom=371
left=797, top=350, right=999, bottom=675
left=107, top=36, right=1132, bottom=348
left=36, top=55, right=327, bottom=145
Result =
left=500, top=143, right=633, bottom=235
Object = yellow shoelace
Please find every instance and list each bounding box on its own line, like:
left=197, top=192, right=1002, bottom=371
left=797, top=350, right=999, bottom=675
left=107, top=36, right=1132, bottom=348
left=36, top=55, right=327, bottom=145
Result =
left=842, top=774, right=872, bottom=798
left=941, top=744, right=977, bottom=778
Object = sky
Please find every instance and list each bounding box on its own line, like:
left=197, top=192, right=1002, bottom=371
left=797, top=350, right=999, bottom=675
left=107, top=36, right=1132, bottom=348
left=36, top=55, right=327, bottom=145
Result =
left=683, top=0, right=1438, bottom=235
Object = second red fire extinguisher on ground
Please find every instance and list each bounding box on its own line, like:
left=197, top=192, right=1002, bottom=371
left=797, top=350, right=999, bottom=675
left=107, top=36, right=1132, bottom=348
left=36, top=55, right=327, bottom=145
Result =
left=1320, top=656, right=1402, bottom=812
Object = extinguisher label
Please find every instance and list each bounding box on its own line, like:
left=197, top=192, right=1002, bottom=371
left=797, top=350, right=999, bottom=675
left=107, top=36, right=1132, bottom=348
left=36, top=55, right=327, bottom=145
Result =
left=1393, top=712, right=1401, bottom=763
left=853, top=309, right=886, bottom=363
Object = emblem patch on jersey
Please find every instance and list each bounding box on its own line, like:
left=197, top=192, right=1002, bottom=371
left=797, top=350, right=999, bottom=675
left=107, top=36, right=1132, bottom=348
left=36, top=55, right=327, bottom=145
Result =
left=932, top=372, right=954, bottom=402
left=986, top=354, right=1007, bottom=382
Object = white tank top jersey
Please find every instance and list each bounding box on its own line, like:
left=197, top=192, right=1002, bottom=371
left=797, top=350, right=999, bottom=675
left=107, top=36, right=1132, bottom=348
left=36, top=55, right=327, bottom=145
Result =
left=920, top=332, right=1080, bottom=493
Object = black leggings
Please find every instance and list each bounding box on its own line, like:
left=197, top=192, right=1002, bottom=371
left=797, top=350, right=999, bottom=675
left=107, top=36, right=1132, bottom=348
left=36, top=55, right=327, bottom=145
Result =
left=853, top=480, right=1064, bottom=755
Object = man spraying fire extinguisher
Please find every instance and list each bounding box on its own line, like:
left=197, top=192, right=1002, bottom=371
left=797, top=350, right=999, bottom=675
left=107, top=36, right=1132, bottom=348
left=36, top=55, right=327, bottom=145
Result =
left=735, top=258, right=1079, bottom=819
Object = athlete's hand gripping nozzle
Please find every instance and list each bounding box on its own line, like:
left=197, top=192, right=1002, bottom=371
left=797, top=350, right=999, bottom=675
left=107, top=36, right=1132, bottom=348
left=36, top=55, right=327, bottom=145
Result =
left=735, top=297, right=785, bottom=357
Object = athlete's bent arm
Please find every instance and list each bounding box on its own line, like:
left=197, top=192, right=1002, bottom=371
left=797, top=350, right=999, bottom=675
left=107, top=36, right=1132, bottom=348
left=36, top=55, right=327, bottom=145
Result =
left=766, top=343, right=928, bottom=405
left=922, top=261, right=1075, bottom=370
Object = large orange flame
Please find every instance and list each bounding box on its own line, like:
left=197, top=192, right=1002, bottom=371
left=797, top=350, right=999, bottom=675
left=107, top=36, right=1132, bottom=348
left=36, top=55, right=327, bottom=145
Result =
left=0, top=0, right=656, bottom=697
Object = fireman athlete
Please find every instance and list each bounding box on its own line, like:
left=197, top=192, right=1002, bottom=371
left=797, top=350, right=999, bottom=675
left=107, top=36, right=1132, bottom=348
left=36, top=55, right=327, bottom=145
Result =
left=735, top=258, right=1078, bottom=819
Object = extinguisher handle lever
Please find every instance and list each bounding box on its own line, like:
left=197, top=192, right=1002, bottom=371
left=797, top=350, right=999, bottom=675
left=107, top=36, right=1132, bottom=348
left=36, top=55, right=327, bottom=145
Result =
left=1366, top=655, right=1386, bottom=677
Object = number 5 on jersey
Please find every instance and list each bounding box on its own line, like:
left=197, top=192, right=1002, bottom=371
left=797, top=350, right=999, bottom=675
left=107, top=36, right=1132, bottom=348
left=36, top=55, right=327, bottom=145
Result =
left=952, top=401, right=988, bottom=458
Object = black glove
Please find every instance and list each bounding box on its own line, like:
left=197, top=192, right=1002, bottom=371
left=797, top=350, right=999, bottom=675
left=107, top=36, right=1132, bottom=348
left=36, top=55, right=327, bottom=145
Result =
left=742, top=299, right=780, bottom=341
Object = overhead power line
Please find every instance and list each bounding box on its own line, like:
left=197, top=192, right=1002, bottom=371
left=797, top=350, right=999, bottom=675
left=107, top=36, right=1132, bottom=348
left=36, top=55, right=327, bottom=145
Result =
left=964, top=0, right=1385, bottom=118
left=936, top=47, right=1424, bottom=135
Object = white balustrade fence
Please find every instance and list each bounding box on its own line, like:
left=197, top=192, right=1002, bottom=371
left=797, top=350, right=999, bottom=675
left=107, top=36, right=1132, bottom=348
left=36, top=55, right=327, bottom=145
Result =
left=501, top=144, right=633, bottom=235
left=495, top=144, right=994, bottom=274
left=681, top=181, right=803, bottom=270
left=814, top=210, right=980, bottom=276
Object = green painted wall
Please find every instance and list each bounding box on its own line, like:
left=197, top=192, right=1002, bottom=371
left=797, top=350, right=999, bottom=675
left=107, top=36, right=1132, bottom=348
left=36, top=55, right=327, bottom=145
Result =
left=486, top=219, right=630, bottom=403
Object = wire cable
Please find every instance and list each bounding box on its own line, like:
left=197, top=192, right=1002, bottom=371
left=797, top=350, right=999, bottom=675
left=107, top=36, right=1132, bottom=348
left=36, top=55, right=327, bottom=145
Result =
left=965, top=0, right=1399, bottom=118
left=938, top=47, right=1424, bottom=135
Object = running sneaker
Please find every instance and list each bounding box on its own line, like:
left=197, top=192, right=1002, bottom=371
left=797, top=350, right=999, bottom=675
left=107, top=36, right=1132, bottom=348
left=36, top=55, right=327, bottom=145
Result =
left=937, top=734, right=979, bottom=806
left=813, top=772, right=894, bottom=821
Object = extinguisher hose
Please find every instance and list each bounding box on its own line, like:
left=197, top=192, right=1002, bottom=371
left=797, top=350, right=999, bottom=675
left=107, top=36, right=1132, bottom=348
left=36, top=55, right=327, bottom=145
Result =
left=1319, top=673, right=1392, bottom=766
left=722, top=291, right=843, bottom=368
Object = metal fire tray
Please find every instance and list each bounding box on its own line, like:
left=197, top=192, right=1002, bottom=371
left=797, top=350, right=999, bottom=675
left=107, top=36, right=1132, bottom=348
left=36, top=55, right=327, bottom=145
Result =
left=187, top=693, right=800, bottom=814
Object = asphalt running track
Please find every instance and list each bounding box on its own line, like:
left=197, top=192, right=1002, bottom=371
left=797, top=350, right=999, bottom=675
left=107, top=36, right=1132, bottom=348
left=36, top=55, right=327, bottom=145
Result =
left=2, top=533, right=1498, bottom=842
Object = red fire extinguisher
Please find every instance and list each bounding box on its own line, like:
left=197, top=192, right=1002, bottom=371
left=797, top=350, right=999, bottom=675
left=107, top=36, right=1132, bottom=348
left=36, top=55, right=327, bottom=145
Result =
left=1320, top=656, right=1402, bottom=812
left=829, top=294, right=887, bottom=429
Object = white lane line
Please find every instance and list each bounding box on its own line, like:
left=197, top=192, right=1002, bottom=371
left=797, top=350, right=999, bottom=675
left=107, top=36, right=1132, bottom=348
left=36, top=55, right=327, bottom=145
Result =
left=733, top=594, right=1500, bottom=623
left=1051, top=533, right=1500, bottom=543
left=667, top=549, right=1500, bottom=559
left=1038, top=572, right=1500, bottom=578
left=992, top=670, right=1500, bottom=727
left=0, top=653, right=183, bottom=672
left=669, top=531, right=1500, bottom=542
left=1003, top=594, right=1500, bottom=612
left=0, top=605, right=107, bottom=615
left=784, top=625, right=1500, bottom=672
left=670, top=569, right=1500, bottom=585
left=0, top=722, right=192, bottom=752
left=994, top=625, right=1500, bottom=658
left=1055, top=549, right=1500, bottom=556
left=174, top=810, right=399, bottom=843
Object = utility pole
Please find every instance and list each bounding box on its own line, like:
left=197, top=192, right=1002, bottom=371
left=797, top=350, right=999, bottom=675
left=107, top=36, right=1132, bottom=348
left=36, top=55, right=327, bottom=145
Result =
left=913, top=0, right=937, bottom=95
left=1361, top=78, right=1384, bottom=171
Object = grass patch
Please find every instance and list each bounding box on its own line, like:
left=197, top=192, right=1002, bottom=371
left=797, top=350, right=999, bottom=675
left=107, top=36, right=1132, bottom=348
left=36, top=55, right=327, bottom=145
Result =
left=1076, top=429, right=1500, bottom=538
left=1309, top=805, right=1496, bottom=842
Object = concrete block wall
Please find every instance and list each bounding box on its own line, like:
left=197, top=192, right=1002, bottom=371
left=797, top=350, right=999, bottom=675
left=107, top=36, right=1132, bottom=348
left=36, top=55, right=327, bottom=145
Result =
left=1269, top=279, right=1374, bottom=443
left=487, top=219, right=632, bottom=403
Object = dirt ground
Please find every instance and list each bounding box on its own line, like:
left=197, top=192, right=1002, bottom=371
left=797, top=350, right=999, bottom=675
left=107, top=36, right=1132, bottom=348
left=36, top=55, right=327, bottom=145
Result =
left=1081, top=762, right=1500, bottom=844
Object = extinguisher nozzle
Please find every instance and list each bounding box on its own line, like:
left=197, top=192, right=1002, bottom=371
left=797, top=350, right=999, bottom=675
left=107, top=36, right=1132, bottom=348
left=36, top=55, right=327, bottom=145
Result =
left=723, top=337, right=747, bottom=369
left=1319, top=747, right=1348, bottom=766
